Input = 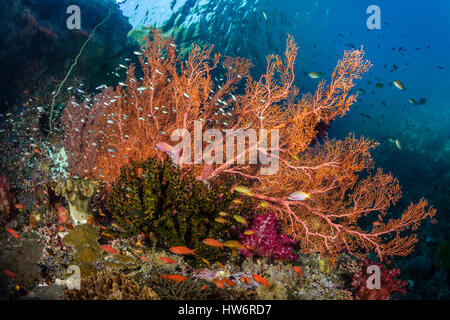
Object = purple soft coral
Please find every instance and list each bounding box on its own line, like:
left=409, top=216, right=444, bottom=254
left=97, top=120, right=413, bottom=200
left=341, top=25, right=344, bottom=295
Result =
left=238, top=212, right=297, bottom=261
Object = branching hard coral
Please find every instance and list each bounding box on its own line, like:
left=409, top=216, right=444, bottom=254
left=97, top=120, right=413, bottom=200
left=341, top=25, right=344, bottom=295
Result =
left=64, top=28, right=435, bottom=261
left=61, top=270, right=159, bottom=300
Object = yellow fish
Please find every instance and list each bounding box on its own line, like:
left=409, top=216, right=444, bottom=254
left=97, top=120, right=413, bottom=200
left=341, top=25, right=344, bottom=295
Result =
left=223, top=240, right=243, bottom=249
left=218, top=211, right=228, bottom=217
left=243, top=229, right=255, bottom=235
left=232, top=199, right=243, bottom=205
left=234, top=185, right=253, bottom=196
left=233, top=214, right=248, bottom=225
left=259, top=201, right=270, bottom=208
left=215, top=217, right=227, bottom=224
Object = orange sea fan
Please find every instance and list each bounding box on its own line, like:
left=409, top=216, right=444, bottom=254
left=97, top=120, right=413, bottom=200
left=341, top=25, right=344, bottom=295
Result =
left=63, top=28, right=435, bottom=260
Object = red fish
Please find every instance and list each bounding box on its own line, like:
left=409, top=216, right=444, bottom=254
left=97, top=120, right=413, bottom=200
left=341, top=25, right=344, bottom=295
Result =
left=140, top=256, right=150, bottom=261
left=252, top=274, right=270, bottom=287
left=101, top=244, right=118, bottom=255
left=3, top=270, right=18, bottom=278
left=202, top=238, right=223, bottom=249
left=169, top=246, right=196, bottom=255
left=200, top=284, right=207, bottom=291
left=240, top=276, right=252, bottom=284
left=225, top=279, right=237, bottom=287
left=161, top=274, right=188, bottom=282
left=160, top=257, right=177, bottom=264
left=14, top=204, right=25, bottom=210
left=5, top=227, right=20, bottom=240
left=213, top=278, right=226, bottom=289
left=292, top=266, right=303, bottom=278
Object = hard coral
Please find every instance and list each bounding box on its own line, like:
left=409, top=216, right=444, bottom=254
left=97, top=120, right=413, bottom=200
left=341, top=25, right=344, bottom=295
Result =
left=61, top=270, right=159, bottom=300
left=54, top=178, right=100, bottom=224
left=238, top=212, right=297, bottom=261
left=351, top=259, right=408, bottom=300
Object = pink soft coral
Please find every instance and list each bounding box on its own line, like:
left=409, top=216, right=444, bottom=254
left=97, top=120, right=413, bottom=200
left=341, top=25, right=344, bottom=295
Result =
left=238, top=212, right=297, bottom=261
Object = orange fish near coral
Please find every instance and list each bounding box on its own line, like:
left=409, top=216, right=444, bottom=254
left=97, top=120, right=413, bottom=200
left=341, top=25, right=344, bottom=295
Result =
left=15, top=204, right=25, bottom=210
left=101, top=244, right=118, bottom=255
left=292, top=266, right=303, bottom=278
left=202, top=238, right=223, bottom=249
left=217, top=262, right=226, bottom=270
left=140, top=256, right=150, bottom=261
left=202, top=258, right=210, bottom=267
left=240, top=276, right=252, bottom=284
left=200, top=284, right=207, bottom=291
left=225, top=279, right=237, bottom=287
left=252, top=274, right=270, bottom=287
left=5, top=227, right=20, bottom=240
left=3, top=270, right=18, bottom=278
left=160, top=257, right=177, bottom=264
left=169, top=246, right=196, bottom=255
left=161, top=274, right=188, bottom=282
left=213, top=278, right=227, bottom=289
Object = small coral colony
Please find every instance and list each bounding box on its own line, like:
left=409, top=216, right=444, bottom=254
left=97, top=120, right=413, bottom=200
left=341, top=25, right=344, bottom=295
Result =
left=0, top=29, right=435, bottom=300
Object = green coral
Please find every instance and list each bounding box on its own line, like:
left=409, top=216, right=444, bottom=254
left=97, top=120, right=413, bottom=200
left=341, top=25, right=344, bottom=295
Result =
left=108, top=158, right=248, bottom=263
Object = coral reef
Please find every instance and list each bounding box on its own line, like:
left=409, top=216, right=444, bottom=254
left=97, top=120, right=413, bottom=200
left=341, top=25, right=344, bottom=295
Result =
left=61, top=270, right=159, bottom=300
left=238, top=212, right=297, bottom=261
left=351, top=259, right=408, bottom=300
left=62, top=224, right=102, bottom=277
left=64, top=28, right=435, bottom=261
left=54, top=178, right=100, bottom=224
left=0, top=174, right=15, bottom=223
left=255, top=278, right=288, bottom=300
left=0, top=239, right=44, bottom=291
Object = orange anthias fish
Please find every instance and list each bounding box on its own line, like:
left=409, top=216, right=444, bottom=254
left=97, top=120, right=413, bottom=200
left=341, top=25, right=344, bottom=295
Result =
left=140, top=256, right=150, bottom=261
left=252, top=274, right=270, bottom=287
left=161, top=274, right=188, bottom=283
left=202, top=238, right=223, bottom=249
left=5, top=227, right=20, bottom=240
left=202, top=258, right=210, bottom=267
left=200, top=284, right=207, bottom=291
left=225, top=279, right=237, bottom=287
left=169, top=246, right=197, bottom=255
left=217, top=262, right=226, bottom=270
left=3, top=270, right=18, bottom=278
left=213, top=278, right=227, bottom=289
left=15, top=204, right=25, bottom=210
left=240, top=276, right=252, bottom=284
left=101, top=244, right=118, bottom=255
left=292, top=266, right=303, bottom=278
left=160, top=257, right=177, bottom=264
